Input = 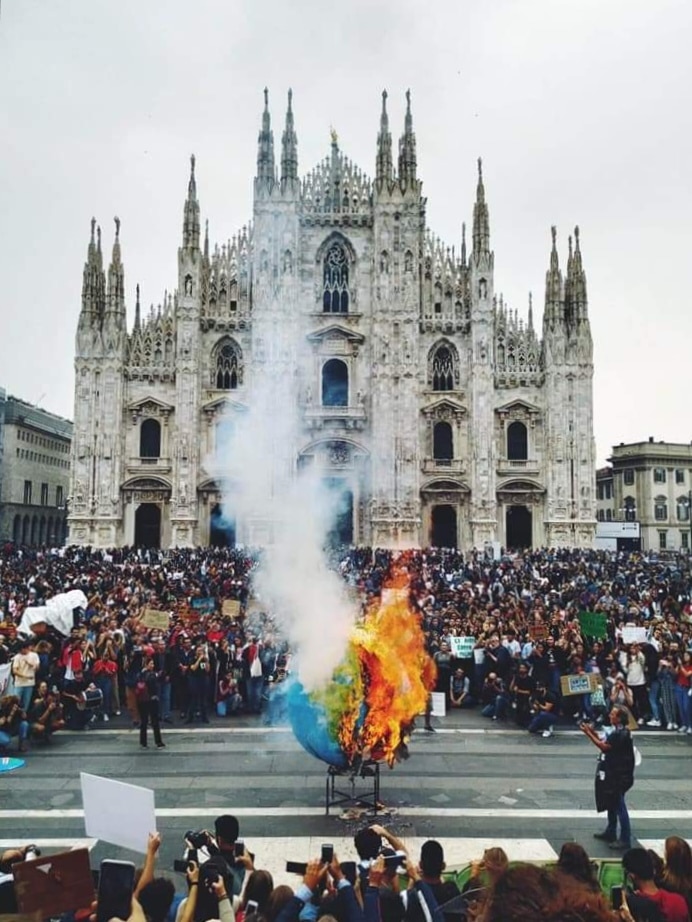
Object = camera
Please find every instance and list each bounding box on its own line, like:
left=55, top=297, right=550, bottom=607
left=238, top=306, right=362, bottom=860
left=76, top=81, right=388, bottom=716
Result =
left=23, top=846, right=41, bottom=862
left=185, top=830, right=211, bottom=851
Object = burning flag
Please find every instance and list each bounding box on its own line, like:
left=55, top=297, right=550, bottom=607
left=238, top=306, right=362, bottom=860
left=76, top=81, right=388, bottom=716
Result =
left=286, top=562, right=437, bottom=770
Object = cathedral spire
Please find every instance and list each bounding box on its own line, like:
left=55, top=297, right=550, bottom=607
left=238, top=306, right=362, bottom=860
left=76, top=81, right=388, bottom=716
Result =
left=80, top=217, right=106, bottom=321
left=460, top=222, right=467, bottom=268
left=566, top=224, right=588, bottom=320
left=528, top=291, right=534, bottom=332
left=544, top=225, right=563, bottom=324
left=182, top=154, right=201, bottom=250
left=398, top=89, right=417, bottom=188
left=376, top=89, right=393, bottom=188
left=280, top=88, right=298, bottom=188
left=472, top=157, right=490, bottom=260
left=106, top=216, right=125, bottom=323
left=256, top=87, right=276, bottom=191
left=134, top=283, right=141, bottom=330
left=204, top=219, right=209, bottom=260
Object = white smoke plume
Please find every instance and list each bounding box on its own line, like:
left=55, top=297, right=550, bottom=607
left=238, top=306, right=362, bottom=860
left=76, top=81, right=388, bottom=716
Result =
left=210, top=326, right=356, bottom=691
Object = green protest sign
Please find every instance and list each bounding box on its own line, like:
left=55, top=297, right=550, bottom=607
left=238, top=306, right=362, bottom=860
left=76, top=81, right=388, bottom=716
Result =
left=578, top=611, right=608, bottom=639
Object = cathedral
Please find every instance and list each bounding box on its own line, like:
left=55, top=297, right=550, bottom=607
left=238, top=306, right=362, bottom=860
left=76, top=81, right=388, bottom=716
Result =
left=68, top=89, right=596, bottom=550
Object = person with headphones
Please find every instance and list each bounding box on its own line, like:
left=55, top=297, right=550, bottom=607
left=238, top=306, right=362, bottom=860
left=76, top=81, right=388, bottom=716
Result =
left=580, top=706, right=636, bottom=850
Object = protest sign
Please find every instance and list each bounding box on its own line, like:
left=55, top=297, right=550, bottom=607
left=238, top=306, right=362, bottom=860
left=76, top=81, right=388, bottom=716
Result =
left=81, top=772, right=156, bottom=853
left=578, top=611, right=608, bottom=639
left=621, top=626, right=648, bottom=645
left=13, top=849, right=93, bottom=918
left=0, top=663, right=10, bottom=696
left=560, top=673, right=601, bottom=697
left=222, top=599, right=241, bottom=618
left=191, top=597, right=216, bottom=615
left=141, top=609, right=170, bottom=630
left=449, top=636, right=476, bottom=659
left=531, top=622, right=549, bottom=640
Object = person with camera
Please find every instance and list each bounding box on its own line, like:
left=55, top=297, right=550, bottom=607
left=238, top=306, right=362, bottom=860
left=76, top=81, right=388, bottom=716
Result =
left=28, top=681, right=65, bottom=742
left=175, top=858, right=234, bottom=922
left=0, top=694, right=30, bottom=753
left=581, top=705, right=635, bottom=850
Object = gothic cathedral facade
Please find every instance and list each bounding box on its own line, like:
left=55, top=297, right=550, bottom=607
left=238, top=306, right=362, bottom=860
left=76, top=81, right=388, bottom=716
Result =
left=69, top=90, right=596, bottom=550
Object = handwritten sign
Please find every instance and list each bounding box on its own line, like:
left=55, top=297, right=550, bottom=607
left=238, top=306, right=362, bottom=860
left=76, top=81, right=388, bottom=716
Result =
left=141, top=609, right=170, bottom=630
left=449, top=636, right=476, bottom=659
left=532, top=622, right=549, bottom=640
left=222, top=599, right=241, bottom=618
left=578, top=611, right=608, bottom=639
left=560, top=673, right=601, bottom=696
left=621, top=626, right=648, bottom=645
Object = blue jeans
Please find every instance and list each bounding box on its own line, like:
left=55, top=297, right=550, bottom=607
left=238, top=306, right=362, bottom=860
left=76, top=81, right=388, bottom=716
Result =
left=95, top=675, right=113, bottom=716
left=674, top=685, right=691, bottom=728
left=0, top=720, right=29, bottom=748
left=648, top=678, right=661, bottom=722
left=528, top=711, right=557, bottom=733
left=247, top=676, right=264, bottom=713
left=16, top=686, right=34, bottom=712
left=160, top=682, right=172, bottom=719
left=605, top=792, right=631, bottom=845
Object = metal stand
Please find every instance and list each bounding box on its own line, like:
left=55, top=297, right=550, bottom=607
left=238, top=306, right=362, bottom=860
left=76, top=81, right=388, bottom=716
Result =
left=325, top=760, right=381, bottom=816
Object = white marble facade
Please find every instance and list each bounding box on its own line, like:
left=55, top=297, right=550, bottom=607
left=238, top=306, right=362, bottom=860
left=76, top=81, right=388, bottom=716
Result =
left=68, top=90, right=596, bottom=550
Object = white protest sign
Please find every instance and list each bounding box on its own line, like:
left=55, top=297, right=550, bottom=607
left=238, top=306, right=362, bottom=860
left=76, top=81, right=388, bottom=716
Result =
left=81, top=772, right=156, bottom=853
left=448, top=636, right=476, bottom=659
left=0, top=663, right=10, bottom=696
left=620, top=626, right=648, bottom=645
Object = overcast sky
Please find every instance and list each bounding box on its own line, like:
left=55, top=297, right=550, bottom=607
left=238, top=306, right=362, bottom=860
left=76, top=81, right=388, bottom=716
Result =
left=1, top=0, right=690, bottom=465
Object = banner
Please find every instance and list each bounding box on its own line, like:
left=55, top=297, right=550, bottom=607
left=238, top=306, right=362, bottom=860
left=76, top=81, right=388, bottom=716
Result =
left=191, top=597, right=216, bottom=614
left=448, top=636, right=476, bottom=659
left=578, top=611, right=608, bottom=639
left=141, top=609, right=170, bottom=630
left=222, top=599, right=241, bottom=618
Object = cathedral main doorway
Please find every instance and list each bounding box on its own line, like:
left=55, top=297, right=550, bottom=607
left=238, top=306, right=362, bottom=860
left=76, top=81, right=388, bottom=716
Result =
left=210, top=503, right=236, bottom=547
left=134, top=503, right=162, bottom=548
left=322, top=477, right=354, bottom=548
left=506, top=505, right=532, bottom=549
left=431, top=504, right=457, bottom=548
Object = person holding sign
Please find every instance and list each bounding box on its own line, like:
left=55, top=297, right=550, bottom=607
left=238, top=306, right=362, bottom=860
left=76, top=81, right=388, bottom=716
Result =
left=580, top=706, right=635, bottom=850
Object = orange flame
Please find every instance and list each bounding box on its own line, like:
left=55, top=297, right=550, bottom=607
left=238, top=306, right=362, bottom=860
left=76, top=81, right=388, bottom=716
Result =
left=337, top=558, right=437, bottom=767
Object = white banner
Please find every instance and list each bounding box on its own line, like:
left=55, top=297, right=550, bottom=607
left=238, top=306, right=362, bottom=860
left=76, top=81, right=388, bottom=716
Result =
left=81, top=772, right=156, bottom=853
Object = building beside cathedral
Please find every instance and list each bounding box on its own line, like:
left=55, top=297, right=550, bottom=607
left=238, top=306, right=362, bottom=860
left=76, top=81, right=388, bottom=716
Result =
left=69, top=89, right=596, bottom=550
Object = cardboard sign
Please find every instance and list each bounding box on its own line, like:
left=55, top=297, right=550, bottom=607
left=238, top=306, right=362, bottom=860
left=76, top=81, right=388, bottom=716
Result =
left=81, top=772, right=156, bottom=853
left=449, top=636, right=476, bottom=659
left=578, top=611, right=608, bottom=639
left=560, top=673, right=601, bottom=697
left=222, top=599, right=241, bottom=618
left=141, top=609, right=170, bottom=630
left=531, top=623, right=549, bottom=640
left=13, top=848, right=93, bottom=917
left=191, top=597, right=216, bottom=614
left=621, top=626, right=648, bottom=645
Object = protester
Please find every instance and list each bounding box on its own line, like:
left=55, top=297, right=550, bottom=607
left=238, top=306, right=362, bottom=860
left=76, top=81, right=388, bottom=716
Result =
left=582, top=705, right=635, bottom=850
left=621, top=848, right=690, bottom=922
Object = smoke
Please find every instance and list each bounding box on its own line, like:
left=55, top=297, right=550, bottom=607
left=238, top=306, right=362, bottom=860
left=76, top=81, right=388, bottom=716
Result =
left=209, top=327, right=356, bottom=691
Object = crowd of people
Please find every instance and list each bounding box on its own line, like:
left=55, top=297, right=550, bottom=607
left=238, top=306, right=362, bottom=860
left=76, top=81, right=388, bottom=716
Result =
left=2, top=817, right=692, bottom=921
left=1, top=544, right=692, bottom=753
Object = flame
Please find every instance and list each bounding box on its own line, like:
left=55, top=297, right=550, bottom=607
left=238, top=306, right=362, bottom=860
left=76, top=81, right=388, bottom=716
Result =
left=328, top=557, right=437, bottom=767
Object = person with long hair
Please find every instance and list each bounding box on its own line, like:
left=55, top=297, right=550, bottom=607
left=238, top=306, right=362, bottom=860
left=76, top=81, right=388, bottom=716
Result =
left=674, top=652, right=692, bottom=734
left=662, top=836, right=692, bottom=914
left=237, top=870, right=273, bottom=922
left=555, top=842, right=600, bottom=893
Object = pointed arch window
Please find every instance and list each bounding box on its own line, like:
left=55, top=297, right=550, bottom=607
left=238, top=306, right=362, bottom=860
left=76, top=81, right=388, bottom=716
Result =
left=431, top=345, right=455, bottom=391
left=323, top=243, right=349, bottom=314
left=140, top=419, right=161, bottom=459
left=214, top=340, right=242, bottom=390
